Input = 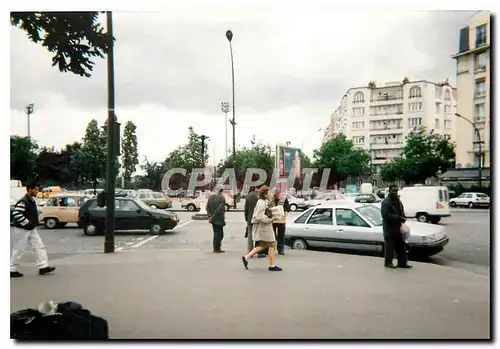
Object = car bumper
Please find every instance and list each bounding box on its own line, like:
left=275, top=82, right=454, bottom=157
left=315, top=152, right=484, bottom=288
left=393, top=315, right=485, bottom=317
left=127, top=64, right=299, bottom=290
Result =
left=474, top=202, right=490, bottom=207
left=409, top=237, right=449, bottom=256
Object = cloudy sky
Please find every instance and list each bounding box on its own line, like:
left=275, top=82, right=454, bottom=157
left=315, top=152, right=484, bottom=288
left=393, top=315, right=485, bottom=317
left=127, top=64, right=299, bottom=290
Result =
left=10, top=9, right=476, bottom=172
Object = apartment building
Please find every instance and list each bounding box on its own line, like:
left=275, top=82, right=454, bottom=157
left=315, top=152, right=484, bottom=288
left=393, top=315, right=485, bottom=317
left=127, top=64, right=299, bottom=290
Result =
left=324, top=79, right=457, bottom=176
left=452, top=11, right=490, bottom=168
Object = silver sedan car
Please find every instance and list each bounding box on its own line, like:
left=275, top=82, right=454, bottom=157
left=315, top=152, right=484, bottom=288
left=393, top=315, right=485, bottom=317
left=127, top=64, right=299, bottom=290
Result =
left=285, top=202, right=449, bottom=258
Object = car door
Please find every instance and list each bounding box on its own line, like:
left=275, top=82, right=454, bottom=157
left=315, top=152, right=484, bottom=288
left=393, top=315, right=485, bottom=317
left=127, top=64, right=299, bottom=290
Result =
left=334, top=208, right=379, bottom=252
left=56, top=197, right=73, bottom=223
left=115, top=199, right=145, bottom=230
left=303, top=208, right=336, bottom=249
left=455, top=193, right=466, bottom=206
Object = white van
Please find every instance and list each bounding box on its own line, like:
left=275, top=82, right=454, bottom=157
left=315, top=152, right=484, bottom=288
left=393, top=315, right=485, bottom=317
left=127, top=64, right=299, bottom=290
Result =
left=398, top=186, right=450, bottom=224
left=360, top=183, right=373, bottom=194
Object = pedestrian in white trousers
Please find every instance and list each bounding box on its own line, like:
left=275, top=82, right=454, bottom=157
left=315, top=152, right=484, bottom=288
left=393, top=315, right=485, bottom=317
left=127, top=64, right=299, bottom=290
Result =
left=11, top=182, right=55, bottom=278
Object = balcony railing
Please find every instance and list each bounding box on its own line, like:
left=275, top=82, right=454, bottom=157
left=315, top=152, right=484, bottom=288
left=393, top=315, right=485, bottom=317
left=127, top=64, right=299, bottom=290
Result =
left=475, top=90, right=486, bottom=98
left=473, top=116, right=486, bottom=122
left=370, top=126, right=403, bottom=131
left=369, top=111, right=403, bottom=116
left=370, top=95, right=403, bottom=102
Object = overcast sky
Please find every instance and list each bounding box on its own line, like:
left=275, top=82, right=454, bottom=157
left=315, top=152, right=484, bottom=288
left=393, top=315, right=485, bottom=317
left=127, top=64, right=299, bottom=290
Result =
left=10, top=9, right=476, bottom=172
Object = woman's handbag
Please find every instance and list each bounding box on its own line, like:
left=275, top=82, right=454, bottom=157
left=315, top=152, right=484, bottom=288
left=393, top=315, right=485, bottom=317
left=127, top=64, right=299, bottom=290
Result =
left=400, top=223, right=410, bottom=241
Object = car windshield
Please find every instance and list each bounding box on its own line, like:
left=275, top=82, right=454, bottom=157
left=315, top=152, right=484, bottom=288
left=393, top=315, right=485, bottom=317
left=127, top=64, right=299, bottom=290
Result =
left=356, top=205, right=383, bottom=226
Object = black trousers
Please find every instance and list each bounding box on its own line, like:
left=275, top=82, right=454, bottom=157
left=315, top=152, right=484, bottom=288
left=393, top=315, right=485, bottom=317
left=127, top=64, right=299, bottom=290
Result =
left=384, top=233, right=408, bottom=267
left=212, top=224, right=224, bottom=251
left=273, top=223, right=286, bottom=253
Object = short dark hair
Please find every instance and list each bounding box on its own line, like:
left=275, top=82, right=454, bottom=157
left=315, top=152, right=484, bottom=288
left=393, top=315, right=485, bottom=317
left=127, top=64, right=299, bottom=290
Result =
left=389, top=184, right=398, bottom=191
left=26, top=181, right=39, bottom=191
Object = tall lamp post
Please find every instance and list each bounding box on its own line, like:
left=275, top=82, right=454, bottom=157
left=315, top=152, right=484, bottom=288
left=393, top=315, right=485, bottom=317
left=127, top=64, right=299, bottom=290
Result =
left=192, top=135, right=210, bottom=220
left=226, top=29, right=237, bottom=209
left=104, top=11, right=117, bottom=253
left=455, top=113, right=483, bottom=188
left=221, top=102, right=230, bottom=160
left=25, top=103, right=34, bottom=139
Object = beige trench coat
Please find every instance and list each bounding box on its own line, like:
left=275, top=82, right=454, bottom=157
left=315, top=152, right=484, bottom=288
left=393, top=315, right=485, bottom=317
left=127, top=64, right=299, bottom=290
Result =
left=251, top=199, right=276, bottom=243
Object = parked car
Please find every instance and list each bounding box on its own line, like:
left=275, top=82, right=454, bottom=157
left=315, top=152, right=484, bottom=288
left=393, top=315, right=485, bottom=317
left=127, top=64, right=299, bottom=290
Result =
left=398, top=186, right=451, bottom=224
left=344, top=193, right=358, bottom=201
left=284, top=193, right=306, bottom=211
left=181, top=193, right=233, bottom=212
left=36, top=186, right=63, bottom=199
left=304, top=192, right=347, bottom=209
left=285, top=202, right=449, bottom=258
left=78, top=197, right=179, bottom=236
left=449, top=192, right=490, bottom=208
left=136, top=191, right=172, bottom=209
left=39, top=193, right=90, bottom=229
left=354, top=193, right=381, bottom=204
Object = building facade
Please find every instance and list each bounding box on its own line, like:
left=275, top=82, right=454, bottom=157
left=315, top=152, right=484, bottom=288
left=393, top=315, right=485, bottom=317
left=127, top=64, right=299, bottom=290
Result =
left=452, top=11, right=490, bottom=168
left=324, top=79, right=457, bottom=178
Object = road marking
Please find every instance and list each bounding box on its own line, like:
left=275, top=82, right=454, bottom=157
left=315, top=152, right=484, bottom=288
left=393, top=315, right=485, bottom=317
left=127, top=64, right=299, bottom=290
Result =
left=130, top=220, right=194, bottom=249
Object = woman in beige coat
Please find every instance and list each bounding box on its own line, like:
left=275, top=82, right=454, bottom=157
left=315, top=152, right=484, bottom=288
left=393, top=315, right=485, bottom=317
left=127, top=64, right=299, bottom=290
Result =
left=241, top=186, right=282, bottom=271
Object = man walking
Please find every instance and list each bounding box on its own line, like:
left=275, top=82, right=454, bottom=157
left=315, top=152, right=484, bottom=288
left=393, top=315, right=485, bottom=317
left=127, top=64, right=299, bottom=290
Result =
left=381, top=184, right=412, bottom=269
left=207, top=189, right=227, bottom=253
left=11, top=182, right=56, bottom=277
left=244, top=187, right=259, bottom=253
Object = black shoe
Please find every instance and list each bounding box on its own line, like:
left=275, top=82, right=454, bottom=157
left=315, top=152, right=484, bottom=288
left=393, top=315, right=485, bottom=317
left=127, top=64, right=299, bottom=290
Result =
left=398, top=264, right=413, bottom=269
left=278, top=252, right=285, bottom=255
left=10, top=271, right=24, bottom=278
left=268, top=266, right=282, bottom=271
left=385, top=264, right=397, bottom=269
left=241, top=256, right=248, bottom=270
left=213, top=250, right=225, bottom=253
left=39, top=266, right=56, bottom=275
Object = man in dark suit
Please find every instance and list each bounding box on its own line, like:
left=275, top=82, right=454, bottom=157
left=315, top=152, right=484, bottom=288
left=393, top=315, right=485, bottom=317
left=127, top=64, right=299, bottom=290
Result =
left=206, top=189, right=226, bottom=253
left=381, top=184, right=412, bottom=269
left=244, top=187, right=259, bottom=252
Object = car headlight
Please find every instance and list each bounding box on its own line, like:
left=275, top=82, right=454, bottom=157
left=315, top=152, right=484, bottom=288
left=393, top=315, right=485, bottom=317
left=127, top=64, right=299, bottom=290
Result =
left=422, top=234, right=437, bottom=242
left=434, top=231, right=445, bottom=240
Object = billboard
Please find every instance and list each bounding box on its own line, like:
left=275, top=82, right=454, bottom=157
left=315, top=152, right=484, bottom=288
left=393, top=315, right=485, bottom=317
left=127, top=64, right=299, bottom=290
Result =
left=276, top=145, right=301, bottom=180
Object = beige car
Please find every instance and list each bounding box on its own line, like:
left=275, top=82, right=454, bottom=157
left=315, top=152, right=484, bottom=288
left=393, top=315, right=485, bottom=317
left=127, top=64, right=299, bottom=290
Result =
left=181, top=193, right=233, bottom=212
left=39, top=193, right=89, bottom=229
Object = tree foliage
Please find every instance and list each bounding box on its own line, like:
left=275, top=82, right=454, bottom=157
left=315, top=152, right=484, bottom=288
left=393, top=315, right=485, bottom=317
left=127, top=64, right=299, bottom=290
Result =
left=11, top=12, right=112, bottom=78
left=380, top=127, right=455, bottom=184
left=10, top=136, right=38, bottom=182
left=121, top=121, right=139, bottom=187
left=81, top=119, right=106, bottom=188
left=164, top=127, right=209, bottom=171
left=312, top=134, right=370, bottom=184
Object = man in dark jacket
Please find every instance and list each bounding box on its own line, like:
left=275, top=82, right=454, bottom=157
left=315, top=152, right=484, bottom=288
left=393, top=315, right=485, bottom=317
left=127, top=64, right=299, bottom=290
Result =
left=381, top=184, right=412, bottom=269
left=11, top=182, right=56, bottom=277
left=244, top=187, right=259, bottom=253
left=270, top=187, right=291, bottom=255
left=206, top=189, right=226, bottom=253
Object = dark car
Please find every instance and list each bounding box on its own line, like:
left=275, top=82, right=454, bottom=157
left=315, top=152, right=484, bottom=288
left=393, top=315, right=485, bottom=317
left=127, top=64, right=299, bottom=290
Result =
left=78, top=197, right=179, bottom=236
left=354, top=194, right=381, bottom=204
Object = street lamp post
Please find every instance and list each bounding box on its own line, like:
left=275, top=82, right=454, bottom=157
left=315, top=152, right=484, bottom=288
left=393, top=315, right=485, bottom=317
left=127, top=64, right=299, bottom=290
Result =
left=221, top=102, right=230, bottom=160
left=455, top=113, right=483, bottom=188
left=226, top=29, right=237, bottom=209
left=104, top=11, right=117, bottom=253
left=25, top=103, right=34, bottom=139
left=192, top=135, right=210, bottom=220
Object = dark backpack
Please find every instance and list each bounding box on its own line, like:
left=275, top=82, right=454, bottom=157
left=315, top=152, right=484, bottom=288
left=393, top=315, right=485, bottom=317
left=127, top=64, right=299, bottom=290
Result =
left=11, top=301, right=109, bottom=340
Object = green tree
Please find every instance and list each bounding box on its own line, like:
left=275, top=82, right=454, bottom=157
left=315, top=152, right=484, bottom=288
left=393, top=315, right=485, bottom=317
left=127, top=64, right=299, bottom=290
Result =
left=164, top=127, right=209, bottom=171
left=82, top=119, right=106, bottom=190
left=11, top=12, right=112, bottom=78
left=141, top=159, right=165, bottom=190
left=312, top=134, right=370, bottom=185
left=121, top=121, right=139, bottom=187
left=10, top=136, right=38, bottom=182
left=380, top=127, right=455, bottom=184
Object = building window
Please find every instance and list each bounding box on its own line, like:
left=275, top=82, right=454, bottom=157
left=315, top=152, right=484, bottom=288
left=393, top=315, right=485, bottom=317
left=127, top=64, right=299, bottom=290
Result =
left=435, top=103, right=440, bottom=113
left=408, top=118, right=422, bottom=128
left=353, top=92, right=364, bottom=103
left=435, top=119, right=440, bottom=129
left=444, top=90, right=450, bottom=101
left=476, top=24, right=487, bottom=48
left=409, top=102, right=423, bottom=111
left=444, top=120, right=452, bottom=129
left=352, top=107, right=364, bottom=116
left=475, top=103, right=485, bottom=121
left=475, top=52, right=488, bottom=71
left=409, top=86, right=421, bottom=98
left=353, top=136, right=365, bottom=144
left=444, top=105, right=451, bottom=114
left=475, top=80, right=486, bottom=97
left=352, top=121, right=365, bottom=130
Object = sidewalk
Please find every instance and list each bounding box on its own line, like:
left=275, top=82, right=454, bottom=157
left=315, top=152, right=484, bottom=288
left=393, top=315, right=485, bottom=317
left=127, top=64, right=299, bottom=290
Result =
left=10, top=249, right=490, bottom=339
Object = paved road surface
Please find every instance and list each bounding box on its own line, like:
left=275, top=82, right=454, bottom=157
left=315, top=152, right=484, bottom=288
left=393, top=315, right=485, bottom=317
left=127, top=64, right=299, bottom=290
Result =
left=12, top=209, right=490, bottom=276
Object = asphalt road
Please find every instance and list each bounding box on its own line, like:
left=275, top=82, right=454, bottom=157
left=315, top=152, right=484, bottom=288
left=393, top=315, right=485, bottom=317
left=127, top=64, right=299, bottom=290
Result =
left=11, top=208, right=490, bottom=276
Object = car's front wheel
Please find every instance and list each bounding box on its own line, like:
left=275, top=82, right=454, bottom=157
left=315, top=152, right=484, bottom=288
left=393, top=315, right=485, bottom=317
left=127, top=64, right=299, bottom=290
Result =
left=150, top=222, right=165, bottom=235
left=450, top=201, right=456, bottom=207
left=289, top=204, right=298, bottom=212
left=150, top=204, right=158, bottom=209
left=416, top=213, right=429, bottom=223
left=292, top=238, right=308, bottom=250
left=44, top=218, right=59, bottom=229
left=186, top=204, right=196, bottom=212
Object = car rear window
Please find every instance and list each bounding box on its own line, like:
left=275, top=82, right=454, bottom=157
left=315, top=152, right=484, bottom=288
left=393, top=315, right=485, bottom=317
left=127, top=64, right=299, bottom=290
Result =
left=438, top=190, right=444, bottom=202
left=476, top=193, right=488, bottom=198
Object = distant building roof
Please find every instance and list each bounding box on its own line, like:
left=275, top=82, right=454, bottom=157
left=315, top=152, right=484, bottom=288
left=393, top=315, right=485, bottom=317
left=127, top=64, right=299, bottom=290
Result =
left=440, top=168, right=490, bottom=181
